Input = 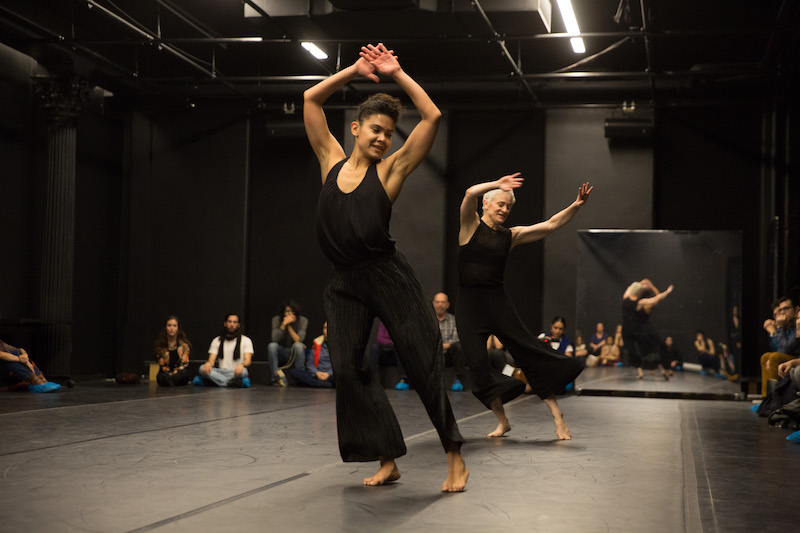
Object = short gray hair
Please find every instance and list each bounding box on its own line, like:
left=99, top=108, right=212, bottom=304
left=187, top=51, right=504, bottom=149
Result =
left=483, top=188, right=516, bottom=205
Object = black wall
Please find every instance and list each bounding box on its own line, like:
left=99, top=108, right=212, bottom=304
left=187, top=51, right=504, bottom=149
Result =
left=2, top=39, right=797, bottom=379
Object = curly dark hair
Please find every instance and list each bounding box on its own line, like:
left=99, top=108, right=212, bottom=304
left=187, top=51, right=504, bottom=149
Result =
left=356, top=93, right=403, bottom=124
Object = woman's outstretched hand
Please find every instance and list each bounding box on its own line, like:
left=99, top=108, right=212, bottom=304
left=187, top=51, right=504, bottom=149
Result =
left=575, top=182, right=593, bottom=205
left=360, top=43, right=400, bottom=79
left=497, top=172, right=524, bottom=191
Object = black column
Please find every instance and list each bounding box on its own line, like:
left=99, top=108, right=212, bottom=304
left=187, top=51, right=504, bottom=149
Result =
left=32, top=77, right=93, bottom=376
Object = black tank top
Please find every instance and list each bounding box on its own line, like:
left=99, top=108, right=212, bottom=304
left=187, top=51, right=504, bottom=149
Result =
left=458, top=220, right=511, bottom=287
left=621, top=298, right=649, bottom=332
left=316, top=158, right=396, bottom=266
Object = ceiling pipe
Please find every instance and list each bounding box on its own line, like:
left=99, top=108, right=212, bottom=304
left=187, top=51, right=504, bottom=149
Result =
left=639, top=0, right=656, bottom=102
left=470, top=0, right=540, bottom=106
left=85, top=0, right=257, bottom=102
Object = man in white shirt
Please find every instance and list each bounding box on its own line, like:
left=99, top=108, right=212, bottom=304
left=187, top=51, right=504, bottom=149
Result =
left=194, top=314, right=254, bottom=388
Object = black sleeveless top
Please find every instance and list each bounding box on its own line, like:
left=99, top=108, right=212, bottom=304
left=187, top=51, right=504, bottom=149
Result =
left=621, top=298, right=649, bottom=332
left=458, top=220, right=512, bottom=287
left=316, top=158, right=396, bottom=266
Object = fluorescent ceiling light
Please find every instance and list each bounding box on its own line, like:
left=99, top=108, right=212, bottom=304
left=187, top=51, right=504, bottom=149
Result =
left=556, top=0, right=586, bottom=54
left=301, top=42, right=328, bottom=60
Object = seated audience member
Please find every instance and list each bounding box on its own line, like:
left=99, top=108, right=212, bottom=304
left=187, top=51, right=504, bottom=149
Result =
left=538, top=316, right=574, bottom=356
left=760, top=296, right=800, bottom=396
left=433, top=292, right=468, bottom=391
left=369, top=322, right=409, bottom=390
left=0, top=338, right=61, bottom=393
left=694, top=330, right=721, bottom=377
left=487, top=334, right=514, bottom=372
left=573, top=334, right=589, bottom=359
left=267, top=300, right=308, bottom=387
left=194, top=314, right=253, bottom=388
left=599, top=336, right=621, bottom=366
left=589, top=323, right=609, bottom=355
left=291, top=322, right=334, bottom=388
left=718, top=343, right=738, bottom=382
left=154, top=315, right=191, bottom=387
left=663, top=336, right=682, bottom=376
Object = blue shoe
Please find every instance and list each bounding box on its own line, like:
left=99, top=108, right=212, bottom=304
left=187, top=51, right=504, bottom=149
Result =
left=675, top=365, right=682, bottom=371
left=451, top=379, right=463, bottom=392
left=750, top=403, right=761, bottom=412
left=192, top=376, right=204, bottom=386
left=29, top=382, right=61, bottom=393
left=395, top=381, right=409, bottom=391
left=242, top=377, right=251, bottom=388
left=714, top=373, right=726, bottom=380
left=699, top=370, right=708, bottom=376
left=787, top=430, right=800, bottom=443
left=615, top=362, right=623, bottom=367
left=565, top=382, right=574, bottom=392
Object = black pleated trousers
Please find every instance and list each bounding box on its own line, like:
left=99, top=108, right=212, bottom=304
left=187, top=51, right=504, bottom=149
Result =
left=457, top=286, right=582, bottom=407
left=324, top=250, right=465, bottom=462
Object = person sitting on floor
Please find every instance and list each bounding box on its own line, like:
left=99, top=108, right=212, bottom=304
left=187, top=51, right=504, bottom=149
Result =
left=760, top=295, right=800, bottom=396
left=291, top=322, right=335, bottom=388
left=538, top=316, right=574, bottom=356
left=599, top=335, right=621, bottom=366
left=268, top=299, right=308, bottom=387
left=153, top=315, right=191, bottom=387
left=0, top=338, right=61, bottom=393
left=589, top=322, right=609, bottom=356
left=194, top=313, right=253, bottom=388
left=663, top=335, right=682, bottom=376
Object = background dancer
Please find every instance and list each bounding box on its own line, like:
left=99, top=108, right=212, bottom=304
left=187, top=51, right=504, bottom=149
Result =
left=621, top=279, right=674, bottom=380
left=457, top=172, right=591, bottom=440
left=303, top=43, right=468, bottom=492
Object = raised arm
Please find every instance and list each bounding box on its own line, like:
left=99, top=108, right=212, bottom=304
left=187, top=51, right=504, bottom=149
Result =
left=639, top=284, right=674, bottom=311
left=365, top=45, right=442, bottom=198
left=459, top=173, right=523, bottom=245
left=303, top=51, right=379, bottom=180
left=510, top=183, right=592, bottom=249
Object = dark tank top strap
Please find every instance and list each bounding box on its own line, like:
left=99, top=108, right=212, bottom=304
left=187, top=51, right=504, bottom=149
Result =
left=316, top=159, right=396, bottom=266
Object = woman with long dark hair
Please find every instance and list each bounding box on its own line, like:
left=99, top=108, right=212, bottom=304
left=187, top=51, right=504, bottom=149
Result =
left=154, top=315, right=192, bottom=386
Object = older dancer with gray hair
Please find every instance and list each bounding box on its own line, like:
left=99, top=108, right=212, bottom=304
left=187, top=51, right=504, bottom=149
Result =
left=456, top=172, right=592, bottom=439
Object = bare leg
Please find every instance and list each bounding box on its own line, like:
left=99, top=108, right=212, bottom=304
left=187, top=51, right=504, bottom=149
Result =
left=441, top=443, right=469, bottom=492
left=363, top=457, right=401, bottom=486
left=659, top=364, right=669, bottom=381
left=487, top=397, right=511, bottom=438
left=636, top=367, right=644, bottom=379
left=543, top=396, right=571, bottom=440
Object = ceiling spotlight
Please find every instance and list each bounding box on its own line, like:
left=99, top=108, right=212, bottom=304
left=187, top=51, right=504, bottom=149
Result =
left=556, top=0, right=586, bottom=54
left=301, top=42, right=328, bottom=60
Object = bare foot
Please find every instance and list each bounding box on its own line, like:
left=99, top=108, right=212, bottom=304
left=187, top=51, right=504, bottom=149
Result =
left=637, top=368, right=644, bottom=379
left=487, top=421, right=511, bottom=438
left=363, top=459, right=401, bottom=486
left=441, top=451, right=469, bottom=492
left=553, top=413, right=572, bottom=440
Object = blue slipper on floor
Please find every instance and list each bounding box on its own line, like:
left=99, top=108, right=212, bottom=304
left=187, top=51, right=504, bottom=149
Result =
left=242, top=377, right=251, bottom=388
left=29, top=382, right=61, bottom=393
left=395, top=381, right=409, bottom=391
left=192, top=376, right=204, bottom=386
left=450, top=379, right=463, bottom=392
left=787, top=430, right=800, bottom=443
left=750, top=403, right=761, bottom=412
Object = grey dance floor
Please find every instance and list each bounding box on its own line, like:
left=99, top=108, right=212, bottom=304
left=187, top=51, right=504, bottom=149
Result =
left=576, top=365, right=742, bottom=399
left=1, top=379, right=798, bottom=533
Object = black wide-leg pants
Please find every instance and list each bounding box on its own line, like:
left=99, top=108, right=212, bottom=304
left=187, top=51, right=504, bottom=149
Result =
left=456, top=286, right=582, bottom=408
left=324, top=251, right=465, bottom=462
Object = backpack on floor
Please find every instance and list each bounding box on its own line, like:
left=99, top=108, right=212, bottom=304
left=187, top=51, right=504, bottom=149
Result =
left=768, top=393, right=800, bottom=429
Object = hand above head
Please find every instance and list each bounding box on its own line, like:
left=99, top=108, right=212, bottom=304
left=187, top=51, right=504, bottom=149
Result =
left=575, top=182, right=593, bottom=205
left=497, top=172, right=524, bottom=191
left=360, top=43, right=400, bottom=78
